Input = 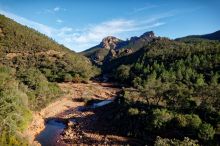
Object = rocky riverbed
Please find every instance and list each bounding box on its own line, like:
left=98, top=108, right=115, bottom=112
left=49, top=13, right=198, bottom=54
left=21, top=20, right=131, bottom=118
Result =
left=22, top=81, right=142, bottom=145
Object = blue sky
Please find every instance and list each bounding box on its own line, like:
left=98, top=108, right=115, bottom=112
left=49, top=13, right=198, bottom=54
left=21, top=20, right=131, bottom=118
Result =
left=0, top=0, right=219, bottom=52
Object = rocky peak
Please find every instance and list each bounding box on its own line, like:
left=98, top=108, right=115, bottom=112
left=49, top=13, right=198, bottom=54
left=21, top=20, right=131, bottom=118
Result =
left=130, top=36, right=139, bottom=42
left=100, top=36, right=121, bottom=49
left=140, top=31, right=155, bottom=39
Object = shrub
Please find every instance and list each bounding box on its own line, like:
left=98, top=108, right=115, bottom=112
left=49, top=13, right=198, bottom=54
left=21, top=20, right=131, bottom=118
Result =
left=185, top=114, right=202, bottom=129
left=154, top=136, right=199, bottom=146
left=173, top=114, right=202, bottom=129
left=152, top=109, right=173, bottom=129
left=0, top=131, right=29, bottom=146
left=63, top=73, right=73, bottom=82
left=173, top=114, right=187, bottom=128
left=132, top=77, right=142, bottom=88
left=196, top=74, right=205, bottom=86
left=0, top=66, right=32, bottom=132
left=198, top=123, right=215, bottom=141
left=72, top=73, right=81, bottom=83
left=128, top=108, right=139, bottom=116
left=17, top=68, right=62, bottom=110
left=115, top=65, right=131, bottom=83
left=0, top=66, right=31, bottom=145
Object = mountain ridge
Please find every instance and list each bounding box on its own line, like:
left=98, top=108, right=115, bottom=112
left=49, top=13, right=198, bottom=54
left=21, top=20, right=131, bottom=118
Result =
left=176, top=30, right=220, bottom=41
left=81, top=31, right=156, bottom=65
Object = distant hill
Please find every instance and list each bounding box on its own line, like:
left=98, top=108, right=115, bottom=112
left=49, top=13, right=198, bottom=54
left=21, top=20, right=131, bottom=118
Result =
left=82, top=30, right=220, bottom=73
left=176, top=30, right=220, bottom=41
left=81, top=31, right=155, bottom=65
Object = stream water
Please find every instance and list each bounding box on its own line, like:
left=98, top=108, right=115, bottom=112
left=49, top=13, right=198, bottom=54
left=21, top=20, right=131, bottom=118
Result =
left=35, top=99, right=114, bottom=146
left=35, top=119, right=66, bottom=146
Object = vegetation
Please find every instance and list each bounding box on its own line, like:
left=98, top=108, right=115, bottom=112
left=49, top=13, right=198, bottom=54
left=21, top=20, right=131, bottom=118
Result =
left=0, top=14, right=99, bottom=145
left=176, top=30, right=220, bottom=41
left=102, top=37, right=220, bottom=145
left=154, top=136, right=199, bottom=146
left=0, top=14, right=99, bottom=83
left=0, top=66, right=31, bottom=145
left=1, top=12, right=220, bottom=145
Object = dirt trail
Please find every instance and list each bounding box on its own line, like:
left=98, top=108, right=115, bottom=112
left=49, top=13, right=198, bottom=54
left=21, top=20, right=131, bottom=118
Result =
left=23, top=81, right=125, bottom=145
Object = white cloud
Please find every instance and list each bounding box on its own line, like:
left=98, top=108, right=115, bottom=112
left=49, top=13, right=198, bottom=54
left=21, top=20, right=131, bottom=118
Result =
left=0, top=10, right=166, bottom=52
left=56, top=19, right=63, bottom=23
left=65, top=19, right=164, bottom=44
left=133, top=4, right=158, bottom=13
left=53, top=7, right=60, bottom=12
left=53, top=7, right=67, bottom=12
left=37, top=6, right=66, bottom=14
left=55, top=18, right=166, bottom=51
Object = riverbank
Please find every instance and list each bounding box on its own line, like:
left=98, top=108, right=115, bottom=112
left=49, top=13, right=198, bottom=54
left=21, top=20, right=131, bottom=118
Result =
left=22, top=81, right=121, bottom=145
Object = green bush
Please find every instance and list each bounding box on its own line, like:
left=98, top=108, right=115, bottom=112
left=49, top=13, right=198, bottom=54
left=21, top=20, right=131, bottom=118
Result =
left=0, top=66, right=32, bottom=131
left=128, top=108, right=139, bottom=116
left=173, top=114, right=187, bottom=128
left=152, top=109, right=173, bottom=129
left=154, top=136, right=199, bottom=146
left=0, top=131, right=29, bottom=146
left=132, top=77, right=142, bottom=88
left=0, top=66, right=31, bottom=145
left=173, top=114, right=202, bottom=130
left=185, top=114, right=202, bottom=129
left=198, top=123, right=215, bottom=141
left=115, top=65, right=131, bottom=83
left=63, top=73, right=73, bottom=82
left=17, top=68, right=62, bottom=110
left=72, top=73, right=81, bottom=83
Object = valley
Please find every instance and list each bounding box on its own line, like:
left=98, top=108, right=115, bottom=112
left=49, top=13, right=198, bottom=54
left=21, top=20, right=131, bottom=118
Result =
left=24, top=81, right=142, bottom=145
left=0, top=3, right=220, bottom=145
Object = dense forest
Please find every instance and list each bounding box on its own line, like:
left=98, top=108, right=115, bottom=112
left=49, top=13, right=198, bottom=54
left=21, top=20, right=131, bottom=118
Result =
left=96, top=36, right=220, bottom=145
left=0, top=14, right=99, bottom=145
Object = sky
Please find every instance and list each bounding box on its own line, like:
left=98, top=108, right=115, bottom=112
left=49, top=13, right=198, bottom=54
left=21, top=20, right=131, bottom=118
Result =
left=0, top=0, right=219, bottom=52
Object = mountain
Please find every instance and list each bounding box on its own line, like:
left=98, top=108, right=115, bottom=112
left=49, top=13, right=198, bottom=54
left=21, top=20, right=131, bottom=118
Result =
left=0, top=14, right=98, bottom=145
left=81, top=31, right=155, bottom=65
left=81, top=36, right=123, bottom=65
left=81, top=30, right=220, bottom=145
left=1, top=12, right=220, bottom=145
left=97, top=33, right=220, bottom=145
left=176, top=30, right=220, bottom=41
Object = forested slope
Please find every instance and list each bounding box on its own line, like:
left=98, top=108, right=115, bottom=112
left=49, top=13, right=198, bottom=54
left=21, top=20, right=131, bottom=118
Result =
left=101, top=36, right=220, bottom=145
left=0, top=14, right=98, bottom=145
left=177, top=30, right=220, bottom=41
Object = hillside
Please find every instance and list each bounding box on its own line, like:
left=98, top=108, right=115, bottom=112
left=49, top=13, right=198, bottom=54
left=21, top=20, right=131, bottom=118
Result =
left=81, top=31, right=155, bottom=65
left=176, top=30, right=220, bottom=41
left=102, top=36, right=220, bottom=145
left=81, top=32, right=220, bottom=145
left=1, top=12, right=220, bottom=146
left=0, top=14, right=98, bottom=145
left=0, top=14, right=98, bottom=82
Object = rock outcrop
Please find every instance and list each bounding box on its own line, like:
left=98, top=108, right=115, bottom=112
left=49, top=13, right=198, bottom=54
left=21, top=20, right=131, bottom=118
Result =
left=82, top=31, right=156, bottom=65
left=100, top=36, right=121, bottom=49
